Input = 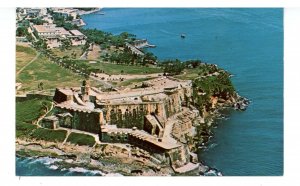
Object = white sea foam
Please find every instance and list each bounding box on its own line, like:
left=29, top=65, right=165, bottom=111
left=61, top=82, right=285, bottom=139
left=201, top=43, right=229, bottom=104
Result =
left=104, top=173, right=124, bottom=177
left=68, top=167, right=105, bottom=176
left=49, top=165, right=59, bottom=170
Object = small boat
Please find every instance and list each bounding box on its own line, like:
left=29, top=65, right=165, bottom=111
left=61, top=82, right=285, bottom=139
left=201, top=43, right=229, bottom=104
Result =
left=181, top=34, right=186, bottom=38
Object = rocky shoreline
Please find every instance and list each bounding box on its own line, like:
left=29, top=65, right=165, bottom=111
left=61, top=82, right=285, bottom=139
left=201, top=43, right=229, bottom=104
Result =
left=16, top=138, right=204, bottom=176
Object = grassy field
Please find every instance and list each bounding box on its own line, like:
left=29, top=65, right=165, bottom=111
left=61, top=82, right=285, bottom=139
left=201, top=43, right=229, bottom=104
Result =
left=16, top=45, right=96, bottom=91
left=66, top=132, right=96, bottom=147
left=16, top=98, right=68, bottom=142
left=16, top=45, right=37, bottom=72
left=174, top=68, right=200, bottom=80
left=31, top=128, right=67, bottom=142
left=74, top=60, right=163, bottom=75
left=51, top=46, right=83, bottom=59
left=16, top=45, right=163, bottom=93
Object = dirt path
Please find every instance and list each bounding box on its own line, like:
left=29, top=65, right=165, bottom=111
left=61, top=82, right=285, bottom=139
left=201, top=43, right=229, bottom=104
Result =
left=36, top=101, right=54, bottom=127
left=16, top=52, right=40, bottom=75
left=87, top=44, right=101, bottom=60
left=58, top=127, right=100, bottom=145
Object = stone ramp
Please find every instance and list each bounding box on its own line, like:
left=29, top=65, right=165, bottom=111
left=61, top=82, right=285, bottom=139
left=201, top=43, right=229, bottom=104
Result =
left=173, top=162, right=200, bottom=174
left=73, top=92, right=85, bottom=106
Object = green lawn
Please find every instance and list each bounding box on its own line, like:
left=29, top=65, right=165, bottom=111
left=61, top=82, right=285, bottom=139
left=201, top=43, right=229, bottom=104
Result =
left=51, top=46, right=83, bottom=59
left=31, top=128, right=67, bottom=142
left=174, top=68, right=200, bottom=80
left=16, top=45, right=37, bottom=72
left=16, top=98, right=49, bottom=138
left=16, top=98, right=68, bottom=142
left=17, top=46, right=91, bottom=91
left=74, top=60, right=163, bottom=75
left=16, top=45, right=101, bottom=92
left=66, top=132, right=96, bottom=147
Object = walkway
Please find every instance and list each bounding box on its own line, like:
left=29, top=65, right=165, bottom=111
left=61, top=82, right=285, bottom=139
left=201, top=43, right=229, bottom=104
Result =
left=173, top=162, right=200, bottom=174
left=17, top=52, right=40, bottom=75
left=101, top=125, right=180, bottom=150
left=162, top=108, right=192, bottom=144
left=36, top=101, right=54, bottom=127
left=58, top=127, right=101, bottom=145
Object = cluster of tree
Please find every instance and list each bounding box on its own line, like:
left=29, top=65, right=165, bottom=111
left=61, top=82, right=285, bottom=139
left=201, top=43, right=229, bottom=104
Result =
left=76, top=8, right=98, bottom=11
left=16, top=20, right=34, bottom=41
left=17, top=20, right=30, bottom=27
left=51, top=12, right=79, bottom=30
left=80, top=29, right=136, bottom=48
left=60, top=38, right=72, bottom=51
left=185, top=59, right=202, bottom=68
left=197, top=63, right=220, bottom=76
left=109, top=49, right=157, bottom=66
left=16, top=27, right=29, bottom=37
left=109, top=50, right=141, bottom=65
left=192, top=70, right=235, bottom=113
left=32, top=39, right=47, bottom=51
left=29, top=18, right=46, bottom=25
left=161, top=59, right=185, bottom=75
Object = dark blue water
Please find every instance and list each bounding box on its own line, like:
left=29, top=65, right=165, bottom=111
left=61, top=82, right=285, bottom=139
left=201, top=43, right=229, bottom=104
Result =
left=16, top=8, right=283, bottom=176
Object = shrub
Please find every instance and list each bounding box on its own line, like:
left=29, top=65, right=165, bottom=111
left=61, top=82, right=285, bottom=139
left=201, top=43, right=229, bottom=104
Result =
left=66, top=132, right=96, bottom=147
left=31, top=128, right=67, bottom=142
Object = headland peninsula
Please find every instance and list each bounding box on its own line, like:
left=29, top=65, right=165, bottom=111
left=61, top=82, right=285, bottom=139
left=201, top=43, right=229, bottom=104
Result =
left=16, top=7, right=249, bottom=176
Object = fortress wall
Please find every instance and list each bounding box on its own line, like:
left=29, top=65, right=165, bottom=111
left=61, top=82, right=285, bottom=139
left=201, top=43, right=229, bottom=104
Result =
left=55, top=107, right=102, bottom=134
left=97, top=88, right=189, bottom=129
left=101, top=131, right=129, bottom=143
left=102, top=102, right=165, bottom=130
left=164, top=90, right=185, bottom=118
left=128, top=134, right=166, bottom=154
left=101, top=130, right=170, bottom=164
left=167, top=144, right=190, bottom=168
left=16, top=93, right=53, bottom=102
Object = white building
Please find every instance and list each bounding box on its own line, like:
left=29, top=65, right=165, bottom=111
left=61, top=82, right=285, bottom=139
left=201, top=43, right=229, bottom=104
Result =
left=32, top=23, right=87, bottom=48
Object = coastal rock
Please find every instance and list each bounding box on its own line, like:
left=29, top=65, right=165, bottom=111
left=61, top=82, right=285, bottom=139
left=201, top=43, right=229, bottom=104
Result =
left=100, top=144, right=130, bottom=158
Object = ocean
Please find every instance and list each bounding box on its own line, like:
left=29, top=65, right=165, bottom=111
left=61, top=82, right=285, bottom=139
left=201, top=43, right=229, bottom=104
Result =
left=16, top=8, right=283, bottom=176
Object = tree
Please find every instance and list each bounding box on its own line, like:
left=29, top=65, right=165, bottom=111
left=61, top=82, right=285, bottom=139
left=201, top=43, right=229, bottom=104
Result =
left=66, top=15, right=74, bottom=21
left=162, top=59, right=185, bottom=75
left=38, top=82, right=44, bottom=91
left=30, top=18, right=46, bottom=25
left=143, top=52, right=157, bottom=64
left=16, top=27, right=28, bottom=37
left=60, top=39, right=72, bottom=50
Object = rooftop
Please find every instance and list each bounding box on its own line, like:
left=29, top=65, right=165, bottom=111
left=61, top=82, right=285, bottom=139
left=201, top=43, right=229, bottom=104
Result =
left=56, top=27, right=71, bottom=35
left=33, top=25, right=55, bottom=33
left=70, top=29, right=84, bottom=36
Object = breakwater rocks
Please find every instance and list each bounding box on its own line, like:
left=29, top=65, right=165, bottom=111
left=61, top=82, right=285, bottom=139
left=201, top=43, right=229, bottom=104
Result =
left=233, top=94, right=250, bottom=111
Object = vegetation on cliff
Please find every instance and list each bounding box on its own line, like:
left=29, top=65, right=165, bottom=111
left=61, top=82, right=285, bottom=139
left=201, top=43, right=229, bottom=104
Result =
left=192, top=69, right=235, bottom=113
left=16, top=98, right=67, bottom=142
left=66, top=132, right=96, bottom=147
left=31, top=128, right=67, bottom=142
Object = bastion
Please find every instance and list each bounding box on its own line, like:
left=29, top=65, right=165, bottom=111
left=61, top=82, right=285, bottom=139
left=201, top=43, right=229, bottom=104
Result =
left=45, top=77, right=200, bottom=173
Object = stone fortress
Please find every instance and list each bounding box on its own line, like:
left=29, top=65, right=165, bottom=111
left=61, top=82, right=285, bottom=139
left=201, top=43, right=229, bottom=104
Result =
left=44, top=76, right=201, bottom=173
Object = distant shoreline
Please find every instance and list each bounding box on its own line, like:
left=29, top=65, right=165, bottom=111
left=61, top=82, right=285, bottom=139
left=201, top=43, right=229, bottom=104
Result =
left=78, top=8, right=102, bottom=16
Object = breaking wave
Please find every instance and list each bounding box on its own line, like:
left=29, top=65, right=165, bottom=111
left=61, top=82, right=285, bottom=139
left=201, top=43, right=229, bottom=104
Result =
left=16, top=156, right=123, bottom=176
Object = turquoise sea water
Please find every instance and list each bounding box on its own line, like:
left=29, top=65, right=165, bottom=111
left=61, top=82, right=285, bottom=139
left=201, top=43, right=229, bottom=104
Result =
left=16, top=8, right=283, bottom=176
